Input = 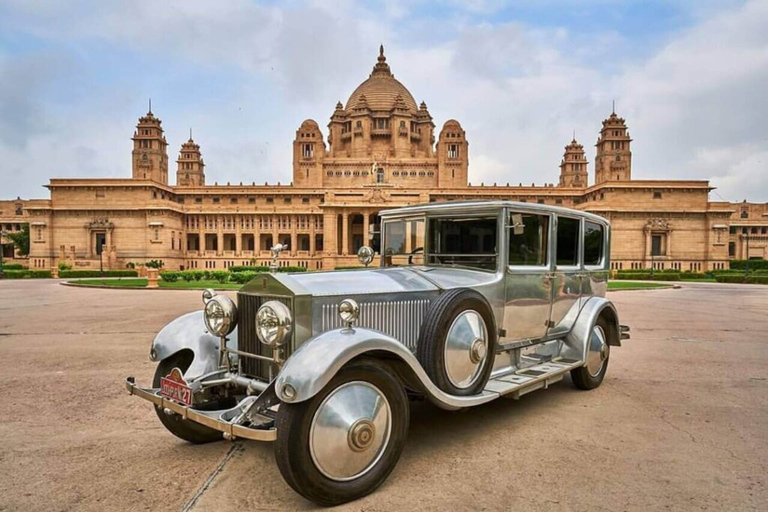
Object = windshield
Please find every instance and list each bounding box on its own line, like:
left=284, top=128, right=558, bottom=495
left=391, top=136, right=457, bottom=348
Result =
left=382, top=218, right=426, bottom=266
left=426, top=216, right=498, bottom=271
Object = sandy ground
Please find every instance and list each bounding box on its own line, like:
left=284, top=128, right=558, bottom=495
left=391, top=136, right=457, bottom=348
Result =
left=0, top=280, right=765, bottom=512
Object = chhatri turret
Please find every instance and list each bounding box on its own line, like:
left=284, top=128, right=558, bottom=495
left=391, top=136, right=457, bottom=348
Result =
left=176, top=130, right=205, bottom=187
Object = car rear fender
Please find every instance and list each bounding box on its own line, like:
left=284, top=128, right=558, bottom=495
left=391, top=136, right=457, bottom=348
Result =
left=562, top=297, right=621, bottom=363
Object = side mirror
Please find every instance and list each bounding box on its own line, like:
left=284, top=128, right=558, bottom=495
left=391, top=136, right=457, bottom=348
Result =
left=357, top=246, right=374, bottom=267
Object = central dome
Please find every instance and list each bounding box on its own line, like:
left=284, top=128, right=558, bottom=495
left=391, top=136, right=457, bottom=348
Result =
left=345, top=46, right=418, bottom=114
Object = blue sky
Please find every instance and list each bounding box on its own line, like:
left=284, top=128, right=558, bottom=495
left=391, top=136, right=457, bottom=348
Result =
left=0, top=0, right=766, bottom=201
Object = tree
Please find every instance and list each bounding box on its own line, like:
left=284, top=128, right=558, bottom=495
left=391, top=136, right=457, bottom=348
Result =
left=6, top=224, right=29, bottom=257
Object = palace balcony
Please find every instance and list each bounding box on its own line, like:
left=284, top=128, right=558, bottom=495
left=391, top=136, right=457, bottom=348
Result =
left=370, top=128, right=391, bottom=137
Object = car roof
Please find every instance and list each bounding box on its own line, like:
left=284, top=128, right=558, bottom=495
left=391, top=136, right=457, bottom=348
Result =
left=379, top=200, right=609, bottom=225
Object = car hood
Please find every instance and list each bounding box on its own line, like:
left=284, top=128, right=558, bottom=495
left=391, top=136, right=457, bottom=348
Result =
left=239, top=266, right=499, bottom=298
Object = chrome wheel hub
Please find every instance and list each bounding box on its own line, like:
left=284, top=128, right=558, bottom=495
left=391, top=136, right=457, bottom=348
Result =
left=309, top=381, right=391, bottom=482
left=586, top=325, right=609, bottom=377
left=444, top=310, right=488, bottom=389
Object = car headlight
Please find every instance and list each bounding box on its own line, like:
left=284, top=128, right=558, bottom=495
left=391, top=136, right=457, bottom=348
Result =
left=338, top=298, right=360, bottom=326
left=257, top=300, right=292, bottom=347
left=204, top=295, right=238, bottom=337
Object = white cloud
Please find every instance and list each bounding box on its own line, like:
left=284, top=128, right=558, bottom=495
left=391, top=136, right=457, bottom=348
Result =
left=0, top=0, right=766, bottom=203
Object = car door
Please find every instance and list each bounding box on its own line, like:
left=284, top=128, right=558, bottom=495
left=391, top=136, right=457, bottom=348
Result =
left=502, top=210, right=553, bottom=344
left=548, top=215, right=582, bottom=337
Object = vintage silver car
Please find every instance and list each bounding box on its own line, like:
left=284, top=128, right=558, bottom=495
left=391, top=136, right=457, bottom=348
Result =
left=126, top=200, right=629, bottom=506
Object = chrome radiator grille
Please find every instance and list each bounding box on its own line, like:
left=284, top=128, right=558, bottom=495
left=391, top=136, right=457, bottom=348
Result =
left=237, top=293, right=293, bottom=380
left=321, top=299, right=431, bottom=352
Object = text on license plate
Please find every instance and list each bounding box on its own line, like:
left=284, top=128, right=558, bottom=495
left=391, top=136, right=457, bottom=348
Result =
left=160, top=377, right=192, bottom=406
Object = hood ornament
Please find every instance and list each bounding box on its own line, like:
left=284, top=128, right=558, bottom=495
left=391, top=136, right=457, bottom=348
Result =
left=270, top=243, right=288, bottom=273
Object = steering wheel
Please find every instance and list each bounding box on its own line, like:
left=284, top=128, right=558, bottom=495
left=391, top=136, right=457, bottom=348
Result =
left=408, top=247, right=424, bottom=265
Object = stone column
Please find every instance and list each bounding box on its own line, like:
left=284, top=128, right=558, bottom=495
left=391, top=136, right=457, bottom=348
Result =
left=290, top=215, right=297, bottom=256
left=199, top=215, right=205, bottom=253
left=362, top=210, right=370, bottom=247
left=216, top=215, right=223, bottom=256
left=235, top=214, right=242, bottom=256
left=272, top=214, right=279, bottom=250
left=323, top=211, right=336, bottom=257
left=342, top=211, right=349, bottom=256
left=309, top=215, right=316, bottom=256
left=253, top=215, right=261, bottom=258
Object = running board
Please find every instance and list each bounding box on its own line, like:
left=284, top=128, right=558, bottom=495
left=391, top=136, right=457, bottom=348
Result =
left=482, top=360, right=583, bottom=400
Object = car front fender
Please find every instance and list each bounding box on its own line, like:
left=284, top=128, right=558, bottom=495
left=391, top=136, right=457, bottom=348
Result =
left=151, top=311, right=237, bottom=380
left=274, top=327, right=499, bottom=410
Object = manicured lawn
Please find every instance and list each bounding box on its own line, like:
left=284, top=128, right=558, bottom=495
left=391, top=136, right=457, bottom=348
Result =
left=608, top=281, right=674, bottom=291
left=67, top=278, right=242, bottom=290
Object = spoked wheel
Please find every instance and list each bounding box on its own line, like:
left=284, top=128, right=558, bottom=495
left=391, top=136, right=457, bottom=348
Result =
left=274, top=359, right=409, bottom=506
left=152, top=352, right=223, bottom=444
left=571, top=317, right=611, bottom=390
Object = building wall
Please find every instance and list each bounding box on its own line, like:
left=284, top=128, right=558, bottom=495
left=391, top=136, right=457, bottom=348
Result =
left=5, top=48, right=767, bottom=272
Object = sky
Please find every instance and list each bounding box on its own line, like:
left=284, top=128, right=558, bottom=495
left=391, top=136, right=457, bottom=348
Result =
left=0, top=0, right=766, bottom=202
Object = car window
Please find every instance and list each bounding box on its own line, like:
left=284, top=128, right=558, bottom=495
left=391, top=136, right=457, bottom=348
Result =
left=556, top=217, right=580, bottom=267
left=382, top=218, right=426, bottom=266
left=427, top=217, right=497, bottom=270
left=584, top=221, right=604, bottom=266
left=508, top=213, right=548, bottom=266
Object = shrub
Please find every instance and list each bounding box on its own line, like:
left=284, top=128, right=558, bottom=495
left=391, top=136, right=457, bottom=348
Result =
left=614, top=271, right=681, bottom=281
left=230, top=271, right=258, bottom=284
left=715, top=275, right=768, bottom=284
left=229, top=265, right=270, bottom=273
left=277, top=266, right=307, bottom=273
left=160, top=271, right=181, bottom=282
left=179, top=270, right=206, bottom=282
left=125, top=262, right=136, bottom=269
left=730, top=259, right=768, bottom=270
left=58, top=261, right=72, bottom=271
left=3, top=269, right=52, bottom=279
left=679, top=272, right=707, bottom=280
left=2, top=263, right=26, bottom=270
left=59, top=270, right=138, bottom=278
left=145, top=259, right=164, bottom=269
left=209, top=270, right=230, bottom=284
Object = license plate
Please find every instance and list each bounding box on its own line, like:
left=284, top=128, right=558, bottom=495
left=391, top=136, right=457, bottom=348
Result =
left=160, top=367, right=193, bottom=406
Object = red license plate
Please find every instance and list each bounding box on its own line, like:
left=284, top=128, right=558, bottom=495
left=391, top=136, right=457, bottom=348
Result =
left=160, top=369, right=193, bottom=406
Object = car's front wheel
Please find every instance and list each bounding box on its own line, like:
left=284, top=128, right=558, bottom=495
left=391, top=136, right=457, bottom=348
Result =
left=273, top=359, right=409, bottom=506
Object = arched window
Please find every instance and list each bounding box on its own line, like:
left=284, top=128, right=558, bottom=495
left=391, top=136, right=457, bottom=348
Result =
left=376, top=168, right=384, bottom=183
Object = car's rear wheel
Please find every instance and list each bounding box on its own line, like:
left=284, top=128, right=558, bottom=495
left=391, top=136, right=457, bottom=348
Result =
left=152, top=352, right=223, bottom=444
left=571, top=317, right=611, bottom=390
left=416, top=288, right=496, bottom=396
left=273, top=359, right=409, bottom=506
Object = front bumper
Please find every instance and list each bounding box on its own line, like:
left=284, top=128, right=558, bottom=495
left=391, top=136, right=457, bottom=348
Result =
left=125, top=377, right=277, bottom=442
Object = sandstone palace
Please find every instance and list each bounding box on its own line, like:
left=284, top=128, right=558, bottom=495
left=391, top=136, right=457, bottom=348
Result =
left=2, top=47, right=767, bottom=271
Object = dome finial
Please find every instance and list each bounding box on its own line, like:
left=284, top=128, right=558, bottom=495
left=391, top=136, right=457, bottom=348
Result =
left=379, top=44, right=385, bottom=62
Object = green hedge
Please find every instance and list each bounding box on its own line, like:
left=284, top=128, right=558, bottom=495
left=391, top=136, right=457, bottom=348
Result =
left=230, top=271, right=258, bottom=284
left=228, top=265, right=270, bottom=273
left=614, top=271, right=681, bottom=281
left=3, top=269, right=52, bottom=279
left=730, top=259, right=768, bottom=270
left=59, top=270, right=138, bottom=278
left=2, top=263, right=26, bottom=270
left=277, top=266, right=307, bottom=273
left=160, top=271, right=180, bottom=282
left=715, top=275, right=768, bottom=284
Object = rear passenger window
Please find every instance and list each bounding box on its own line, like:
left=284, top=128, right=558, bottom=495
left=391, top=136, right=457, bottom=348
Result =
left=556, top=217, right=580, bottom=266
left=508, top=213, right=548, bottom=266
left=584, top=221, right=604, bottom=266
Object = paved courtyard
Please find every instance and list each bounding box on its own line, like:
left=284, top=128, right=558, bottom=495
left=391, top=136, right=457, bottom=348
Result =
left=0, top=280, right=766, bottom=511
